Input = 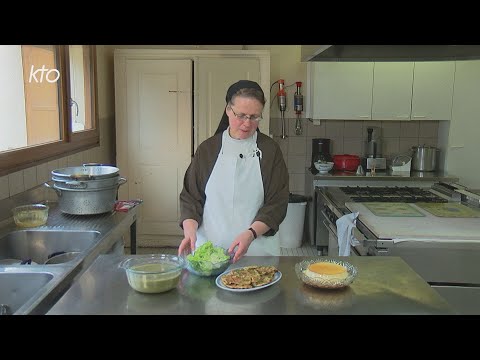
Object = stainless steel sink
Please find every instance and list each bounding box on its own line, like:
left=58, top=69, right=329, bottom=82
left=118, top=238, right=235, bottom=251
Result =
left=0, top=271, right=54, bottom=315
left=0, top=230, right=101, bottom=265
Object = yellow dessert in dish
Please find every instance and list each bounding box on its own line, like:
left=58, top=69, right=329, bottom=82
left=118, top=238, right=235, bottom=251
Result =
left=304, top=262, right=349, bottom=281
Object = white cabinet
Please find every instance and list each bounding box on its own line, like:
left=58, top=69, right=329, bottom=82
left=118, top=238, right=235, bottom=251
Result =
left=444, top=60, right=480, bottom=188
left=115, top=58, right=192, bottom=237
left=411, top=61, right=455, bottom=121
left=373, top=61, right=455, bottom=121
left=309, top=62, right=374, bottom=120
left=308, top=61, right=455, bottom=121
left=372, top=62, right=414, bottom=120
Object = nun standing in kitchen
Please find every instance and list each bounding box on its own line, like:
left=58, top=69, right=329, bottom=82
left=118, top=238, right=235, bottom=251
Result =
left=178, top=80, right=289, bottom=263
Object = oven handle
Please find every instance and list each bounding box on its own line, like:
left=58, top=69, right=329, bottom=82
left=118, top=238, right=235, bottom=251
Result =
left=320, top=210, right=338, bottom=236
left=322, top=219, right=338, bottom=237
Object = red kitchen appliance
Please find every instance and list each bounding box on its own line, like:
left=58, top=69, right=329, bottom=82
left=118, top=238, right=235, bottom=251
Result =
left=333, top=154, right=361, bottom=171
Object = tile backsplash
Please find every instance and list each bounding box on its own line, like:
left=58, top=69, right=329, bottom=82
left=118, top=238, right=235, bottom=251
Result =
left=271, top=118, right=440, bottom=195
left=0, top=146, right=108, bottom=202
left=1, top=118, right=440, bottom=204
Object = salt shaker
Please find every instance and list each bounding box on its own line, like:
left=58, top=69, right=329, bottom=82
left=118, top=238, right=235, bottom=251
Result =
left=356, top=165, right=365, bottom=176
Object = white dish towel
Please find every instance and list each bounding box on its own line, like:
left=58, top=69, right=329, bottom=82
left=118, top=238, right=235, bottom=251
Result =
left=336, top=212, right=360, bottom=256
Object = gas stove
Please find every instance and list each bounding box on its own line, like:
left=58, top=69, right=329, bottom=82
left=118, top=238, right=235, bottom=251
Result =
left=321, top=184, right=454, bottom=215
left=339, top=186, right=449, bottom=203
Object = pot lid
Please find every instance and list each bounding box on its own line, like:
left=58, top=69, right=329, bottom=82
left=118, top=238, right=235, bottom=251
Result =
left=52, top=165, right=119, bottom=180
left=412, top=145, right=438, bottom=149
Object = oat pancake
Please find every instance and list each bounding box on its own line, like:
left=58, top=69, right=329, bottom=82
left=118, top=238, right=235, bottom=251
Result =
left=220, top=265, right=278, bottom=289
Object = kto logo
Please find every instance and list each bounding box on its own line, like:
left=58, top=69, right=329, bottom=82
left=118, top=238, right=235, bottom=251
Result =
left=29, top=65, right=60, bottom=83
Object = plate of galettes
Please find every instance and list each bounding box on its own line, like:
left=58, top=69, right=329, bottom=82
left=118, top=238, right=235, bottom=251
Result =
left=215, top=265, right=282, bottom=292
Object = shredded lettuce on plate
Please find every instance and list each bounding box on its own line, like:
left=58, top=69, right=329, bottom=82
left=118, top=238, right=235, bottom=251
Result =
left=187, top=241, right=230, bottom=273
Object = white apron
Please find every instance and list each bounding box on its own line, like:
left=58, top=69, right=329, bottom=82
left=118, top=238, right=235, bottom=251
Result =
left=196, top=129, right=280, bottom=256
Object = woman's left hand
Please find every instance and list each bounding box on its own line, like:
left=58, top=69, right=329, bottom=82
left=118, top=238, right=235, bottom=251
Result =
left=228, top=230, right=255, bottom=263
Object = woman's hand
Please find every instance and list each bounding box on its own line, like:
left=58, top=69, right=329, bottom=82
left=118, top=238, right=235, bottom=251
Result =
left=178, top=219, right=198, bottom=256
left=228, top=230, right=255, bottom=263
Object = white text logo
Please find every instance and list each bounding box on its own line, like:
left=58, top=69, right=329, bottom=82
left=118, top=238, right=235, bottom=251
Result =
left=29, top=65, right=60, bottom=83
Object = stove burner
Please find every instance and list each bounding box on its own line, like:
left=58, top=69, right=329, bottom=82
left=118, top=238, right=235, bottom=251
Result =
left=341, top=186, right=448, bottom=203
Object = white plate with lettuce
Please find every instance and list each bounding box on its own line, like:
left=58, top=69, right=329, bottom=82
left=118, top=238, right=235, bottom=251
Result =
left=184, top=241, right=232, bottom=277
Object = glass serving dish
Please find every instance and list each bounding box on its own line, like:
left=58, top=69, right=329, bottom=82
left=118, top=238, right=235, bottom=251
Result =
left=296, top=284, right=355, bottom=312
left=12, top=204, right=49, bottom=228
left=295, top=258, right=357, bottom=289
left=119, top=254, right=185, bottom=294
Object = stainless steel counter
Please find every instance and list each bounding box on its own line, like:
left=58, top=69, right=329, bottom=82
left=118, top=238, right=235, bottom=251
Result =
left=312, top=170, right=459, bottom=187
left=47, top=255, right=455, bottom=315
left=0, top=202, right=139, bottom=314
left=0, top=201, right=138, bottom=259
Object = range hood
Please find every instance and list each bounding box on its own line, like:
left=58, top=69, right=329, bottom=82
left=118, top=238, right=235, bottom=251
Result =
left=302, top=45, right=480, bottom=62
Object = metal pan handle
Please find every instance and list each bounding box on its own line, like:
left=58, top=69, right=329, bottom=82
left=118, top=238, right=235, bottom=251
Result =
left=117, top=177, right=127, bottom=187
left=44, top=182, right=62, bottom=197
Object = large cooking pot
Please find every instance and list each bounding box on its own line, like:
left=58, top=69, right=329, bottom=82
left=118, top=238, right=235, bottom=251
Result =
left=333, top=154, right=361, bottom=171
left=52, top=176, right=125, bottom=190
left=45, top=164, right=127, bottom=215
left=411, top=145, right=438, bottom=172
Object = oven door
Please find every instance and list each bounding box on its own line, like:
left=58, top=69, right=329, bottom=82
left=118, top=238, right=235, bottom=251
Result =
left=322, top=216, right=339, bottom=256
left=431, top=285, right=480, bottom=315
left=317, top=189, right=369, bottom=256
left=321, top=210, right=367, bottom=256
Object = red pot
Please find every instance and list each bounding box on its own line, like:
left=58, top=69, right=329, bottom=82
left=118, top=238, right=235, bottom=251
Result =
left=333, top=154, right=361, bottom=171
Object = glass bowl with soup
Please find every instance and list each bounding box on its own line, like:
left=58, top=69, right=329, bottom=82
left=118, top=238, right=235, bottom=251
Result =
left=120, top=254, right=185, bottom=294
left=12, top=204, right=49, bottom=228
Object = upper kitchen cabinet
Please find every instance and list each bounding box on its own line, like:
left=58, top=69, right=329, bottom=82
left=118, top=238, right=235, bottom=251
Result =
left=411, top=61, right=455, bottom=121
left=372, top=61, right=455, bottom=121
left=308, top=62, right=374, bottom=120
left=372, top=62, right=414, bottom=120
left=308, top=61, right=455, bottom=121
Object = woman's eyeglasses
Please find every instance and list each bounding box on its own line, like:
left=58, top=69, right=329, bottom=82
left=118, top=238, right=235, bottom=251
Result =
left=229, top=106, right=262, bottom=122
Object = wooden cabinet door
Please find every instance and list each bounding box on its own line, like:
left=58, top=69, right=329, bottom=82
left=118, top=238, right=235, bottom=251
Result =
left=372, top=62, right=414, bottom=120
left=311, top=62, right=374, bottom=120
left=411, top=61, right=455, bottom=121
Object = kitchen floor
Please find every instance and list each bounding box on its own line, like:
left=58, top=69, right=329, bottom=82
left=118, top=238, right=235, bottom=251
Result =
left=126, top=242, right=318, bottom=256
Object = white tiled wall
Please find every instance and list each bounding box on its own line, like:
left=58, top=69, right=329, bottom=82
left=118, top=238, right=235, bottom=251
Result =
left=271, top=118, right=440, bottom=195
left=0, top=176, right=9, bottom=200
left=0, top=138, right=114, bottom=201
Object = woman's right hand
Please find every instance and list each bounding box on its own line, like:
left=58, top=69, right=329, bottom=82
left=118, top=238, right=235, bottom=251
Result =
left=178, top=219, right=198, bottom=256
left=178, top=236, right=196, bottom=256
